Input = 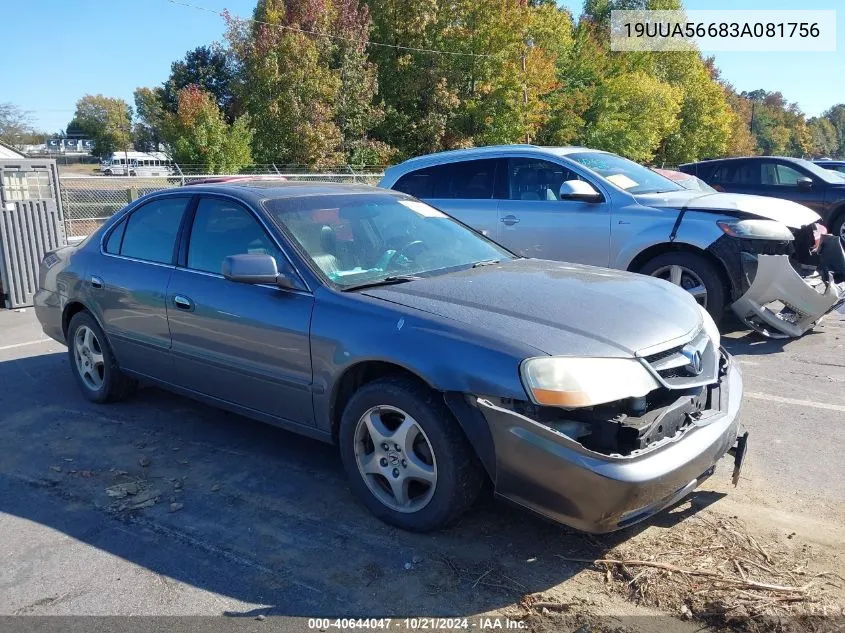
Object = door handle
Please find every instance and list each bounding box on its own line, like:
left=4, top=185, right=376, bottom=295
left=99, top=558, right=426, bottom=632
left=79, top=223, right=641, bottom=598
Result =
left=90, top=275, right=104, bottom=289
left=501, top=215, right=520, bottom=226
left=173, top=295, right=194, bottom=311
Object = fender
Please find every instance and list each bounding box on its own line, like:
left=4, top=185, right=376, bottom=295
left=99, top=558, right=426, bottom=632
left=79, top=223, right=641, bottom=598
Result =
left=614, top=209, right=728, bottom=271
left=309, top=288, right=538, bottom=437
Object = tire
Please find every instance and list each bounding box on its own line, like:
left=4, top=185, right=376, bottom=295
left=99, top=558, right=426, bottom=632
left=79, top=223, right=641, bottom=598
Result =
left=639, top=252, right=726, bottom=320
left=829, top=212, right=845, bottom=243
left=338, top=376, right=485, bottom=532
left=67, top=311, right=137, bottom=403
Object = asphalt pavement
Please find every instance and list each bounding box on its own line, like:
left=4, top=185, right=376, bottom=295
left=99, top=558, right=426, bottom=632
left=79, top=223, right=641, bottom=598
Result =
left=0, top=305, right=843, bottom=624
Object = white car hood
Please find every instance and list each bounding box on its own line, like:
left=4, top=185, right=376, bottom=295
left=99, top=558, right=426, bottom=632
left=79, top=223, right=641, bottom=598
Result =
left=635, top=191, right=820, bottom=229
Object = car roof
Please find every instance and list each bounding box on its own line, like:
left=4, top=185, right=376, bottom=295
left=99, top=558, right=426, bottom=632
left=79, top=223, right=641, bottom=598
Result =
left=680, top=156, right=807, bottom=167
left=385, top=145, right=600, bottom=175
left=159, top=180, right=391, bottom=204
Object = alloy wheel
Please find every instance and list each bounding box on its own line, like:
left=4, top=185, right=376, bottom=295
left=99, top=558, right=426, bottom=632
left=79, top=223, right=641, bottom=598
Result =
left=650, top=264, right=708, bottom=308
left=353, top=405, right=437, bottom=513
left=73, top=325, right=105, bottom=391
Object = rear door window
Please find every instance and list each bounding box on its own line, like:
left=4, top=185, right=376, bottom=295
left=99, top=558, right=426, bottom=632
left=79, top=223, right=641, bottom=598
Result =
left=393, top=159, right=502, bottom=200
left=711, top=161, right=756, bottom=185
left=449, top=159, right=499, bottom=199
left=393, top=165, right=451, bottom=198
left=119, top=197, right=190, bottom=264
left=104, top=217, right=127, bottom=254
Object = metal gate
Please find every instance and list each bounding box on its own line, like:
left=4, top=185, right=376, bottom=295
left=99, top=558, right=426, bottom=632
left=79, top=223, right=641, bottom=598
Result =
left=0, top=160, right=67, bottom=309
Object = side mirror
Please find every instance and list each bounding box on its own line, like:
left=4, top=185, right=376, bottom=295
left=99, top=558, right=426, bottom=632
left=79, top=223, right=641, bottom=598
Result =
left=222, top=253, right=294, bottom=289
left=559, top=180, right=602, bottom=203
left=797, top=177, right=813, bottom=191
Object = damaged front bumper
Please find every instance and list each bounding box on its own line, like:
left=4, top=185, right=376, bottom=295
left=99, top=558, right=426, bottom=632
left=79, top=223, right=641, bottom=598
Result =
left=731, top=234, right=845, bottom=338
left=475, top=351, right=744, bottom=533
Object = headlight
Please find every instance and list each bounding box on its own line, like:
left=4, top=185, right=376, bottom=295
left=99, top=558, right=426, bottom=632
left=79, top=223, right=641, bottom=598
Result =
left=698, top=304, right=720, bottom=350
left=717, top=219, right=793, bottom=241
left=520, top=357, right=659, bottom=408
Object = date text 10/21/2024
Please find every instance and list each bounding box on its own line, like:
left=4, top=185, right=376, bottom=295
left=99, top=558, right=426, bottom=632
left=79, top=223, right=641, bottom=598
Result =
left=307, top=618, right=528, bottom=630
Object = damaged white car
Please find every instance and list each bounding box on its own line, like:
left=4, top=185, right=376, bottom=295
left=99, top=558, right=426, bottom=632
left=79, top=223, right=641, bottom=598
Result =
left=381, top=146, right=845, bottom=338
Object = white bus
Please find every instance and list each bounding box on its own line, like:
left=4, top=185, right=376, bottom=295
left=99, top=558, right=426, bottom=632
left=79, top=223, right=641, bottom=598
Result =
left=100, top=152, right=174, bottom=176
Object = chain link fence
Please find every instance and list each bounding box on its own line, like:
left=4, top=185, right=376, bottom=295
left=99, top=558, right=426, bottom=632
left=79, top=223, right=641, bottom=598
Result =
left=60, top=169, right=386, bottom=238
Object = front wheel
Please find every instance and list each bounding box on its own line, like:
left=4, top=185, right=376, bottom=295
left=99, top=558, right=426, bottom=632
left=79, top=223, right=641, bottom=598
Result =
left=829, top=213, right=845, bottom=243
left=639, top=252, right=726, bottom=320
left=338, top=376, right=484, bottom=532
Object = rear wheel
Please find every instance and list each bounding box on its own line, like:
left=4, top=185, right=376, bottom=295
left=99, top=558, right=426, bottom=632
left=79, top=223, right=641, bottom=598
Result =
left=338, top=376, right=484, bottom=532
left=639, top=252, right=726, bottom=320
left=67, top=311, right=136, bottom=403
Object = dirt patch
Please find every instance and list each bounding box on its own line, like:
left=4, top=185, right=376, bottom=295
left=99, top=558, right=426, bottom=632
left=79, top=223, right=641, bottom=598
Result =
left=558, top=510, right=844, bottom=631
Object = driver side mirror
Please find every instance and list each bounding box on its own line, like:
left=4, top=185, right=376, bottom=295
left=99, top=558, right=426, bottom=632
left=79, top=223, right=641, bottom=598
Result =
left=223, top=254, right=294, bottom=289
left=559, top=180, right=602, bottom=203
left=797, top=177, right=813, bottom=191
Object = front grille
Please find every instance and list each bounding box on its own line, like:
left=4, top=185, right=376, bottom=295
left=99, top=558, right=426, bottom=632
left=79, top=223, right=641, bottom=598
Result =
left=640, top=329, right=719, bottom=389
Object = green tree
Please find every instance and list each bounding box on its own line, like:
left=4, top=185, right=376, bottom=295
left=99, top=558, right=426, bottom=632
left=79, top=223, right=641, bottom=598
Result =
left=133, top=87, right=167, bottom=152
left=367, top=0, right=461, bottom=156
left=823, top=104, right=845, bottom=157
left=368, top=0, right=565, bottom=156
left=227, top=0, right=385, bottom=167
left=722, top=90, right=757, bottom=156
left=162, top=85, right=253, bottom=173
left=808, top=116, right=838, bottom=158
left=581, top=71, right=682, bottom=162
left=162, top=46, right=237, bottom=122
left=72, top=95, right=133, bottom=158
left=443, top=0, right=561, bottom=146
left=652, top=52, right=734, bottom=164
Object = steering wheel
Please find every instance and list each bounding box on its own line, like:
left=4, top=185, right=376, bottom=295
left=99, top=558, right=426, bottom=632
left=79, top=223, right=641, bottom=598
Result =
left=385, top=240, right=428, bottom=270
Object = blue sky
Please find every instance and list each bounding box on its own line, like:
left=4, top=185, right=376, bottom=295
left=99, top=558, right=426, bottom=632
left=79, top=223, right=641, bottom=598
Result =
left=3, top=0, right=842, bottom=133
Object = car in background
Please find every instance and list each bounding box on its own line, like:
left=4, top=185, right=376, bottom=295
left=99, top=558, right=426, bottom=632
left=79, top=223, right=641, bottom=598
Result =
left=652, top=168, right=717, bottom=193
left=679, top=156, right=845, bottom=239
left=34, top=181, right=746, bottom=533
left=381, top=146, right=845, bottom=338
left=814, top=159, right=845, bottom=177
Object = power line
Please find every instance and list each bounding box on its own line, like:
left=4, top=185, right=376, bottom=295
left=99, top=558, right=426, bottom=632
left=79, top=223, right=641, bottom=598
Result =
left=166, top=0, right=495, bottom=58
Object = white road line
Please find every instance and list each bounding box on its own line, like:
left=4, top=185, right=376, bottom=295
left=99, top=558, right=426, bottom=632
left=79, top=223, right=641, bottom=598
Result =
left=0, top=338, right=50, bottom=351
left=745, top=392, right=845, bottom=413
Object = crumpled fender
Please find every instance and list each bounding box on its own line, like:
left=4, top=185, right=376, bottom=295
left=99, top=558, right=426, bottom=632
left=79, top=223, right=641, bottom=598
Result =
left=731, top=246, right=844, bottom=338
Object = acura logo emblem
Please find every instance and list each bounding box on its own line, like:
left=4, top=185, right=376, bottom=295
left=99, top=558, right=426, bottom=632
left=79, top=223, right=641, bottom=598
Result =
left=681, top=346, right=703, bottom=375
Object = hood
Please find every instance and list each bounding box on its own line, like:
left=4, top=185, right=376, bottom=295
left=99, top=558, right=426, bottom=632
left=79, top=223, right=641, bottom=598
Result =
left=361, top=259, right=702, bottom=357
left=635, top=190, right=820, bottom=228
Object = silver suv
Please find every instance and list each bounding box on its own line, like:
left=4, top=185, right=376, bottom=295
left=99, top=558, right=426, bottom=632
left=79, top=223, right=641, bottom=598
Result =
left=380, top=145, right=845, bottom=337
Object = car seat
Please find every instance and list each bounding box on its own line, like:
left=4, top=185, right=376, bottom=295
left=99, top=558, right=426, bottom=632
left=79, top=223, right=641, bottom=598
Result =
left=312, top=225, right=341, bottom=275
left=516, top=170, right=541, bottom=200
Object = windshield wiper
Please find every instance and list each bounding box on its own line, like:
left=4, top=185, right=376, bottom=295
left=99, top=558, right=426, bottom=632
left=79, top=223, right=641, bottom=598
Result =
left=472, top=259, right=500, bottom=268
left=341, top=275, right=423, bottom=292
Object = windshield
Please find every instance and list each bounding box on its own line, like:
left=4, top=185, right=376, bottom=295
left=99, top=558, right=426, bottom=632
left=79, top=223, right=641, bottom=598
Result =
left=793, top=158, right=845, bottom=183
left=263, top=193, right=512, bottom=289
left=566, top=152, right=683, bottom=194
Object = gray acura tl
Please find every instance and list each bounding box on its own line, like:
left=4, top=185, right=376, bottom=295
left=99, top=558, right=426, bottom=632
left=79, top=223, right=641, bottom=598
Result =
left=35, top=181, right=747, bottom=533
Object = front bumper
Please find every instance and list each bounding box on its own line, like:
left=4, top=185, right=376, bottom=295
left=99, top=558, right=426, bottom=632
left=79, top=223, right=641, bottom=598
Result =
left=731, top=249, right=844, bottom=339
left=477, top=353, right=743, bottom=533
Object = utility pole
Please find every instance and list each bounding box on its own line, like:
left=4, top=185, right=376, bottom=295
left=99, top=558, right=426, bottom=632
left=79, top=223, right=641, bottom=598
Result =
left=749, top=101, right=755, bottom=134
left=522, top=37, right=534, bottom=144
